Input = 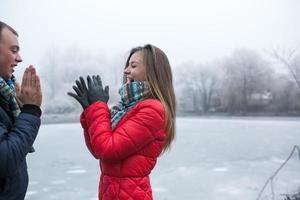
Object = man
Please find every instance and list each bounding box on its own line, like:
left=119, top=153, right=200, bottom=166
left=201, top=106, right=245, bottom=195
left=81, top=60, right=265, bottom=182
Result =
left=0, top=21, right=42, bottom=200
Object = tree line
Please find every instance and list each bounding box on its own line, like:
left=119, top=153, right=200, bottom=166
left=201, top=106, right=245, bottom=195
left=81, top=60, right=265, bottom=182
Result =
left=40, top=46, right=300, bottom=116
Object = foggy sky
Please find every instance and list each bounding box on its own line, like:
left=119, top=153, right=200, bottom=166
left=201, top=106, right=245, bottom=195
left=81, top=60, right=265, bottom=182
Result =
left=1, top=0, right=300, bottom=75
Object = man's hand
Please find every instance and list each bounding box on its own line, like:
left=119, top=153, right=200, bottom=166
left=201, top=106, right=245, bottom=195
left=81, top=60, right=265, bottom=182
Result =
left=15, top=81, right=23, bottom=107
left=19, top=65, right=42, bottom=107
left=87, top=75, right=109, bottom=104
left=67, top=77, right=89, bottom=109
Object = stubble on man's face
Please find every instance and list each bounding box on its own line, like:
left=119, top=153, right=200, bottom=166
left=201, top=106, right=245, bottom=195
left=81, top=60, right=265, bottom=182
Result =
left=0, top=28, right=22, bottom=80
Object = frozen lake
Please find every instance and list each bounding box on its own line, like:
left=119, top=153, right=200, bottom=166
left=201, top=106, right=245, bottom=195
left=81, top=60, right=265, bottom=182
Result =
left=25, top=117, right=300, bottom=200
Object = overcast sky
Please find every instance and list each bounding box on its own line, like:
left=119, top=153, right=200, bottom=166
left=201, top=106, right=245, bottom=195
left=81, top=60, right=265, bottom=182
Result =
left=1, top=0, right=300, bottom=73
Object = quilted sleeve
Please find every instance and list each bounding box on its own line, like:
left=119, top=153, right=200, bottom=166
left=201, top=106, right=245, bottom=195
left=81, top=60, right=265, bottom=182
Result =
left=84, top=100, right=165, bottom=162
left=0, top=113, right=40, bottom=177
left=80, top=113, right=98, bottom=159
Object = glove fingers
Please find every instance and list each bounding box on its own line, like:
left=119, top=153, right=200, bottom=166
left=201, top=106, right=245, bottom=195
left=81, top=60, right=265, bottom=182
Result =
left=104, top=85, right=109, bottom=95
left=67, top=92, right=83, bottom=106
left=73, top=85, right=82, bottom=97
left=96, top=75, right=101, bottom=83
left=92, top=75, right=97, bottom=88
left=80, top=76, right=88, bottom=92
left=96, top=75, right=103, bottom=89
left=87, top=75, right=92, bottom=90
left=96, top=75, right=101, bottom=85
left=67, top=92, right=79, bottom=99
left=75, top=79, right=83, bottom=93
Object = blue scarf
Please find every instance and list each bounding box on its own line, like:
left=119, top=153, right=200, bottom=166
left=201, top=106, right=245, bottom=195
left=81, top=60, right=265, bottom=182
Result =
left=110, top=81, right=150, bottom=130
left=0, top=76, right=20, bottom=119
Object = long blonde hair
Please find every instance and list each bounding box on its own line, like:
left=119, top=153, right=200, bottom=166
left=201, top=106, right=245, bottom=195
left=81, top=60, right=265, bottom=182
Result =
left=123, top=44, right=176, bottom=151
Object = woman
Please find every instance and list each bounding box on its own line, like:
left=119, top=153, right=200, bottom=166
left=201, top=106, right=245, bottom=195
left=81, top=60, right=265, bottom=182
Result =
left=68, top=44, right=176, bottom=200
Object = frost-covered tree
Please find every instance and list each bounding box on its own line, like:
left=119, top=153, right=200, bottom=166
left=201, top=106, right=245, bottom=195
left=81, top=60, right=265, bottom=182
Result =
left=268, top=47, right=300, bottom=113
left=39, top=46, right=121, bottom=115
left=175, top=62, right=220, bottom=113
left=220, top=48, right=274, bottom=114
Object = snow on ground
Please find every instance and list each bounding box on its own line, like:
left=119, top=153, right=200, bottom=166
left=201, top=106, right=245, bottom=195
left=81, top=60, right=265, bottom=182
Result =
left=26, top=117, right=300, bottom=200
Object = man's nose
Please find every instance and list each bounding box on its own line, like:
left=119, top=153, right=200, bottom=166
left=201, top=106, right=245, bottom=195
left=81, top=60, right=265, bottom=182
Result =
left=16, top=53, right=22, bottom=63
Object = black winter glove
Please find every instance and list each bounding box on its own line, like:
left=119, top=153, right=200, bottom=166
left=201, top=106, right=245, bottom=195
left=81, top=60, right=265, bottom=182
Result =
left=87, top=75, right=109, bottom=104
left=67, top=77, right=90, bottom=109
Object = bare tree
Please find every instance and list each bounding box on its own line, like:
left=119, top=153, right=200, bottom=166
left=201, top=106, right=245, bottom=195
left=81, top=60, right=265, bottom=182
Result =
left=40, top=47, right=61, bottom=100
left=267, top=46, right=300, bottom=113
left=39, top=46, right=113, bottom=114
left=221, top=48, right=273, bottom=114
left=175, top=62, right=220, bottom=113
left=269, top=46, right=300, bottom=90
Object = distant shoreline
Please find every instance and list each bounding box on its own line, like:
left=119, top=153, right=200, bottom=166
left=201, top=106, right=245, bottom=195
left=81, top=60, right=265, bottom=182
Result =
left=41, top=113, right=300, bottom=124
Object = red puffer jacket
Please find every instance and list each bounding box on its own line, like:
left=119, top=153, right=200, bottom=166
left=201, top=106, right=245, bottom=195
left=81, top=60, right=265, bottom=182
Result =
left=80, top=99, right=166, bottom=200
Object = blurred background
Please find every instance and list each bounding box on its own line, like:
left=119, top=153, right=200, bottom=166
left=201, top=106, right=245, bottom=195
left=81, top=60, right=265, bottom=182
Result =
left=1, top=0, right=300, bottom=118
left=1, top=1, right=300, bottom=200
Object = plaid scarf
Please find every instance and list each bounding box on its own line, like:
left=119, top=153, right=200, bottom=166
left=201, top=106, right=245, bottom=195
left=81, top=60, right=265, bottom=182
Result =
left=0, top=76, right=21, bottom=119
left=110, top=81, right=150, bottom=130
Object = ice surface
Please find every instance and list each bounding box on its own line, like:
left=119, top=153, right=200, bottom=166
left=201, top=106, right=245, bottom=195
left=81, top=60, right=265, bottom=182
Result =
left=25, top=117, right=300, bottom=200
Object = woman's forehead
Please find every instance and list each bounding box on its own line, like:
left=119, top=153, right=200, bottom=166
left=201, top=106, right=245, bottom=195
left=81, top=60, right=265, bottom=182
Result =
left=129, top=51, right=143, bottom=63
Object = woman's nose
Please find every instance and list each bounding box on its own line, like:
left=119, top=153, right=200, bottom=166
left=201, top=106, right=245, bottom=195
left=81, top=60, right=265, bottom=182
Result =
left=124, top=67, right=130, bottom=75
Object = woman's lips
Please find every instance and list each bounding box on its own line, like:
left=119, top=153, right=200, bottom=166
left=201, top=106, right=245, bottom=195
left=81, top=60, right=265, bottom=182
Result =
left=126, top=77, right=134, bottom=83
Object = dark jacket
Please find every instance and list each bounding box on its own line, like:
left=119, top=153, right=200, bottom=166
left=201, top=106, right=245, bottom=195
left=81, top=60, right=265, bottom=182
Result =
left=0, top=104, right=41, bottom=200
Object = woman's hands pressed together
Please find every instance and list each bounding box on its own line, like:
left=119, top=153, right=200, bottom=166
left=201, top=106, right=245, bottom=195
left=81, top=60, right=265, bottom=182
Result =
left=67, top=77, right=89, bottom=109
left=87, top=75, right=109, bottom=104
left=68, top=75, right=109, bottom=109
